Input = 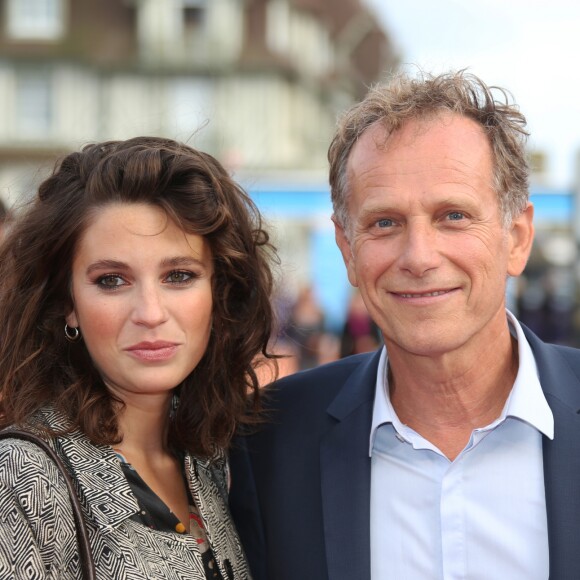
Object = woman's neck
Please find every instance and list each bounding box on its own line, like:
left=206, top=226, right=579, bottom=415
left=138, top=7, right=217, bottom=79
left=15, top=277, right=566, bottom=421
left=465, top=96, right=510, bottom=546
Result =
left=114, top=393, right=173, bottom=459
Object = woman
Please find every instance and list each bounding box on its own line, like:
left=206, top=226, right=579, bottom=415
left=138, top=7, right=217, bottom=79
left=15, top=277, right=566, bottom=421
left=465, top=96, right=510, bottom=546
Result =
left=0, top=137, right=276, bottom=579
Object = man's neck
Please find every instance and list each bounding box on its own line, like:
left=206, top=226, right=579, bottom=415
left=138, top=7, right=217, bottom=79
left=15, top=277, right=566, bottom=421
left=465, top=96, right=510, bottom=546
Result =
left=387, top=328, right=518, bottom=461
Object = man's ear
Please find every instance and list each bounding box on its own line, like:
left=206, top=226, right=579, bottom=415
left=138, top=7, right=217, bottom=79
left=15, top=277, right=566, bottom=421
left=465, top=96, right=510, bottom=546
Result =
left=333, top=216, right=358, bottom=287
left=507, top=202, right=535, bottom=277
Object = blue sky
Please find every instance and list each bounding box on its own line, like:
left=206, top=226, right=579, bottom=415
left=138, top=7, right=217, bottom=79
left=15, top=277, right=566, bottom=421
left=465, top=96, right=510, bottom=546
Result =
left=365, top=0, right=580, bottom=190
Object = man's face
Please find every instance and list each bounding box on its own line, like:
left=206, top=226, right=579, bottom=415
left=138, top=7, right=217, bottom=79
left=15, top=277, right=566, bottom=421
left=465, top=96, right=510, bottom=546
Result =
left=334, top=113, right=534, bottom=360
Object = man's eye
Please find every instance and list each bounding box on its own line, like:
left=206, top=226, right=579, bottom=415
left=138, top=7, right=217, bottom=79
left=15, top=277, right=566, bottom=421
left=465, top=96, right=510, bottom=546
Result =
left=97, top=275, right=125, bottom=288
left=447, top=212, right=465, bottom=221
left=376, top=218, right=394, bottom=228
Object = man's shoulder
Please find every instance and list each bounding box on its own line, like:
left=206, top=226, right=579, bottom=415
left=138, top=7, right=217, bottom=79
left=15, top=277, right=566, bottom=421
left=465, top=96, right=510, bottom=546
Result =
left=540, top=341, right=580, bottom=380
left=548, top=342, right=580, bottom=360
left=273, top=351, right=375, bottom=393
left=522, top=324, right=580, bottom=373
left=258, top=351, right=378, bottom=421
left=235, top=352, right=378, bottom=466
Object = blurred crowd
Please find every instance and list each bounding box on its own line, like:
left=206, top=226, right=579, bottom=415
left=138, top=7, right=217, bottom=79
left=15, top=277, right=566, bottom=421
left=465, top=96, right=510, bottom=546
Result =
left=272, top=285, right=382, bottom=379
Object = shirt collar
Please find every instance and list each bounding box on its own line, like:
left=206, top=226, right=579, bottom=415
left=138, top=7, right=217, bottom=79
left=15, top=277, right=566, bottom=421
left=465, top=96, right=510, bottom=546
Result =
left=369, top=309, right=554, bottom=456
left=503, top=310, right=553, bottom=439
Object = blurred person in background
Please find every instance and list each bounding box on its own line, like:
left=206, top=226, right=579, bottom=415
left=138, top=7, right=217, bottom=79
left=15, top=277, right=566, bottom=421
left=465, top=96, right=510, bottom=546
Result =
left=340, top=289, right=382, bottom=357
left=230, top=71, right=580, bottom=580
left=0, top=137, right=276, bottom=579
left=284, top=285, right=326, bottom=369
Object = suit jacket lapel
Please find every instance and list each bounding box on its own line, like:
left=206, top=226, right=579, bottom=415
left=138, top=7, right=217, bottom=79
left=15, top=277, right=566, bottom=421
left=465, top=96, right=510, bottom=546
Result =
left=524, top=328, right=580, bottom=578
left=320, top=350, right=381, bottom=580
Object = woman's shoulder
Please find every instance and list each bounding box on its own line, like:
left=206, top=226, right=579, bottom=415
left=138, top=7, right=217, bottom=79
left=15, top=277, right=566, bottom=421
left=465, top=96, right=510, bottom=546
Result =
left=0, top=433, right=81, bottom=577
left=0, top=434, right=77, bottom=543
left=0, top=435, right=67, bottom=490
left=0, top=407, right=76, bottom=495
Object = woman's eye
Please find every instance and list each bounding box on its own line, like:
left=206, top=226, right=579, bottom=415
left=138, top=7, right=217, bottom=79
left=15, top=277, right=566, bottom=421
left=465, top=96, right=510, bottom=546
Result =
left=447, top=212, right=465, bottom=221
left=96, top=274, right=125, bottom=288
left=165, top=270, right=194, bottom=284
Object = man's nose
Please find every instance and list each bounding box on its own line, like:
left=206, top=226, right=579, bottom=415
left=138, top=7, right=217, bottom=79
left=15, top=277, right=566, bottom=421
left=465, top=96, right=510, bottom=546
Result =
left=397, top=222, right=442, bottom=277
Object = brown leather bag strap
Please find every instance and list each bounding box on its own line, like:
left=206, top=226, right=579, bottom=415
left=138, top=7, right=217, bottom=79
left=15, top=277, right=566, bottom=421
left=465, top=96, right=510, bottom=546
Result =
left=0, top=429, right=96, bottom=579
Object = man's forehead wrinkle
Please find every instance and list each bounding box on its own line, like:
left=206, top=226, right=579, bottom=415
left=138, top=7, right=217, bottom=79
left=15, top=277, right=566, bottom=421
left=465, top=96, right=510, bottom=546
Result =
left=352, top=159, right=486, bottom=181
left=439, top=155, right=496, bottom=190
left=347, top=116, right=496, bottom=208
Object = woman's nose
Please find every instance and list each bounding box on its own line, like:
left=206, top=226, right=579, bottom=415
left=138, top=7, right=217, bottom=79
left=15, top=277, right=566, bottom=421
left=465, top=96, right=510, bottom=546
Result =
left=131, top=286, right=168, bottom=327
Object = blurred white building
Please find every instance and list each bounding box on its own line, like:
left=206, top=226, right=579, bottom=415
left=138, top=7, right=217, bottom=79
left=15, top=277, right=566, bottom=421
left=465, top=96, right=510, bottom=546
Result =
left=0, top=0, right=397, bottom=206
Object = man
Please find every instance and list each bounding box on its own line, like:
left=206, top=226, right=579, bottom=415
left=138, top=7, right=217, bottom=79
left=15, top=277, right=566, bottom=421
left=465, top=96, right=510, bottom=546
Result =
left=229, top=71, right=580, bottom=579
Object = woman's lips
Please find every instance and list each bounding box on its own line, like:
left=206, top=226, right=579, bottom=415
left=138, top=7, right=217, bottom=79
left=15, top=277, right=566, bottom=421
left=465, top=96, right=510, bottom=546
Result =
left=125, top=341, right=179, bottom=362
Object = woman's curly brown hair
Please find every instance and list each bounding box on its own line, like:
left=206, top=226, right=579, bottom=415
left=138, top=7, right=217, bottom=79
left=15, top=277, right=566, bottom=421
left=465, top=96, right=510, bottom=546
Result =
left=0, top=136, right=278, bottom=458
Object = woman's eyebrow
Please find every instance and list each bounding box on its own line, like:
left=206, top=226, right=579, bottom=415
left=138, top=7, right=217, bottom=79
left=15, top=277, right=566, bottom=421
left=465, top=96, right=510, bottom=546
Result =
left=160, top=256, right=206, bottom=268
left=86, top=259, right=127, bottom=275
left=85, top=256, right=206, bottom=275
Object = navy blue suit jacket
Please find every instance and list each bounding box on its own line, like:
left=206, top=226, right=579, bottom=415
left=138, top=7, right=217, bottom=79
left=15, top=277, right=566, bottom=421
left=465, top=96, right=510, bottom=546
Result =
left=229, top=326, right=580, bottom=580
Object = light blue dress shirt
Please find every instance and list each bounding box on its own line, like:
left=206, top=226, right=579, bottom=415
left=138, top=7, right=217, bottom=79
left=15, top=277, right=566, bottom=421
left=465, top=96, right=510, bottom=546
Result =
left=369, top=311, right=554, bottom=579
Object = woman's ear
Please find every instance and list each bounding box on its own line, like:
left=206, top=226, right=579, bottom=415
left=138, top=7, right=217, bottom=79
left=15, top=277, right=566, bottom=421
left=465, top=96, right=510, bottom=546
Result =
left=65, top=309, right=79, bottom=328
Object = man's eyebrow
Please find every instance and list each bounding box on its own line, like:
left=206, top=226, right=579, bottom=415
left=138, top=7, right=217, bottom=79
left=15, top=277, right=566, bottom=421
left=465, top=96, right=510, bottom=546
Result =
left=358, top=206, right=396, bottom=220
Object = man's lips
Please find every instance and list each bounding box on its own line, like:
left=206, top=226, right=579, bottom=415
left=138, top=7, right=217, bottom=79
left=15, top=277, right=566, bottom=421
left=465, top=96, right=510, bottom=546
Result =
left=393, top=289, right=456, bottom=298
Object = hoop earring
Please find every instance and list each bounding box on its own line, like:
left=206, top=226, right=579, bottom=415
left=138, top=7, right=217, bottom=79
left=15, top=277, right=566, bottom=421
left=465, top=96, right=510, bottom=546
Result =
left=64, top=324, right=81, bottom=342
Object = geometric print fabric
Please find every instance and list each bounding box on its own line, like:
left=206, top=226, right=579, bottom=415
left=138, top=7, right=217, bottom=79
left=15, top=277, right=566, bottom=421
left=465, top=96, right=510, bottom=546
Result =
left=0, top=406, right=251, bottom=579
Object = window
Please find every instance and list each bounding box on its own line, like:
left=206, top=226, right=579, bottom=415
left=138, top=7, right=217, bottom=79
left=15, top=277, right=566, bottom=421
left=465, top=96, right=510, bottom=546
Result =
left=183, top=0, right=206, bottom=27
left=16, top=70, right=53, bottom=138
left=6, top=0, right=65, bottom=40
left=181, top=0, right=208, bottom=62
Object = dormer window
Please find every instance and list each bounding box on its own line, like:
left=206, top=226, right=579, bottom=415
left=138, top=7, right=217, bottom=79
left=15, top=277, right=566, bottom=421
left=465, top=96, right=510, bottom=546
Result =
left=183, top=0, right=206, bottom=27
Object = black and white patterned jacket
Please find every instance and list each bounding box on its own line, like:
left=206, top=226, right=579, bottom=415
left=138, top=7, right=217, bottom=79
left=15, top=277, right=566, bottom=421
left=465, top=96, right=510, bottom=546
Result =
left=0, top=406, right=251, bottom=579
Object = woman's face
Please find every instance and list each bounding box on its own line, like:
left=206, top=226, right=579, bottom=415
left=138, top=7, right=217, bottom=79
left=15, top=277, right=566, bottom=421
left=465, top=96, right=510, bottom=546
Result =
left=66, top=203, right=213, bottom=405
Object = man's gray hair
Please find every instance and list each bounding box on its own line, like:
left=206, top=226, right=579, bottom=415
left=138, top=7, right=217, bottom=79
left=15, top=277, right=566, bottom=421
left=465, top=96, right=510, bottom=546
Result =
left=328, top=70, right=530, bottom=233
